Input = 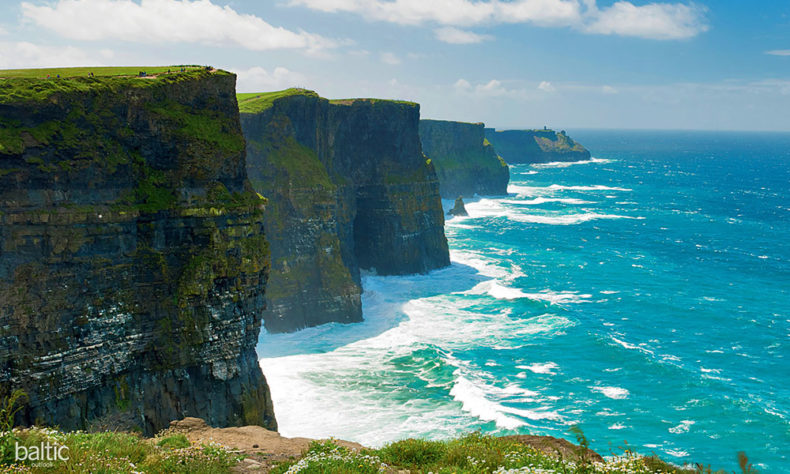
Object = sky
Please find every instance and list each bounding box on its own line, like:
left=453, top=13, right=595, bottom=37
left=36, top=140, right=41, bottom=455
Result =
left=1, top=0, right=789, bottom=131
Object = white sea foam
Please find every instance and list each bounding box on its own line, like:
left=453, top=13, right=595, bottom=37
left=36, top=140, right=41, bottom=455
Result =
left=501, top=197, right=594, bottom=205
left=507, top=183, right=632, bottom=196
left=466, top=281, right=591, bottom=305
left=665, top=449, right=690, bottom=458
left=591, top=386, right=630, bottom=399
left=516, top=362, right=559, bottom=374
left=508, top=213, right=642, bottom=225
left=669, top=420, right=695, bottom=434
left=531, top=157, right=613, bottom=168
left=450, top=377, right=526, bottom=429
left=608, top=423, right=627, bottom=430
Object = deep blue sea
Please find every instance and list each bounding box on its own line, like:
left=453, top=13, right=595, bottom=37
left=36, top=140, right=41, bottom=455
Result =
left=258, top=130, right=790, bottom=473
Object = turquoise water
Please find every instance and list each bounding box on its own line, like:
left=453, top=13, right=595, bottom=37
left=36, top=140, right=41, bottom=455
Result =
left=258, top=130, right=790, bottom=472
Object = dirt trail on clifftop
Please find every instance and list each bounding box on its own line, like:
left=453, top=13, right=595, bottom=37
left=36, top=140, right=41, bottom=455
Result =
left=169, top=417, right=363, bottom=472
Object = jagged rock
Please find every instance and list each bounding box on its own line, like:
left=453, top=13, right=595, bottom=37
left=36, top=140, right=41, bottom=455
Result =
left=240, top=90, right=450, bottom=333
left=420, top=119, right=509, bottom=198
left=448, top=196, right=469, bottom=216
left=484, top=128, right=590, bottom=163
left=0, top=69, right=276, bottom=435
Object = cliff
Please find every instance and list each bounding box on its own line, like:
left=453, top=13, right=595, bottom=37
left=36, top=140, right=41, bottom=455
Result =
left=240, top=89, right=449, bottom=333
left=0, top=68, right=276, bottom=435
left=419, top=119, right=509, bottom=198
left=484, top=128, right=590, bottom=163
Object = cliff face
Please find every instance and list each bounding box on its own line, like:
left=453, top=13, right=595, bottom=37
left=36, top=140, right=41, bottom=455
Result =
left=240, top=90, right=449, bottom=333
left=484, top=128, right=590, bottom=163
left=419, top=120, right=509, bottom=198
left=0, top=69, right=276, bottom=435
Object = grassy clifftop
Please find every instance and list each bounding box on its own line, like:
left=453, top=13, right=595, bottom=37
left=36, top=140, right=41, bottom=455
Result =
left=0, top=66, right=221, bottom=103
left=237, top=88, right=319, bottom=114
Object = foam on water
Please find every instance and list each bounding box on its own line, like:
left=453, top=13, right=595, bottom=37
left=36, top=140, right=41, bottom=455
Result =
left=259, top=131, right=790, bottom=472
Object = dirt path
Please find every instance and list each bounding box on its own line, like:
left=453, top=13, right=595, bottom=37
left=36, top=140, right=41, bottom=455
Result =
left=168, top=417, right=363, bottom=472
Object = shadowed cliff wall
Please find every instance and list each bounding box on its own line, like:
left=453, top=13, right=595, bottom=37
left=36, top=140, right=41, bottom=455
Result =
left=0, top=69, right=276, bottom=435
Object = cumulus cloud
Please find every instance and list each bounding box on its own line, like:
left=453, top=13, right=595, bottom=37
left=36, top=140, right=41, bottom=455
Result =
left=583, top=1, right=708, bottom=40
left=380, top=52, right=401, bottom=65
left=0, top=41, right=97, bottom=69
left=538, top=81, right=556, bottom=92
left=21, top=0, right=339, bottom=54
left=234, top=66, right=308, bottom=92
left=435, top=27, right=493, bottom=44
left=290, top=0, right=708, bottom=41
left=289, top=0, right=581, bottom=27
left=454, top=78, right=527, bottom=98
left=766, top=50, right=790, bottom=56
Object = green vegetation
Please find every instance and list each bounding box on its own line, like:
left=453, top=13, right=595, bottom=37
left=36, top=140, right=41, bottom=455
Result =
left=329, top=97, right=418, bottom=107
left=0, top=67, right=227, bottom=104
left=237, top=88, right=319, bottom=114
left=145, top=99, right=245, bottom=156
left=1, top=427, right=242, bottom=473
left=268, top=433, right=720, bottom=474
left=0, top=66, right=204, bottom=79
left=0, top=390, right=27, bottom=464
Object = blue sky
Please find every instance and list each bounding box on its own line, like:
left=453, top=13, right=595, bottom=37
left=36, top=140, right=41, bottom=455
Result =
left=1, top=0, right=789, bottom=130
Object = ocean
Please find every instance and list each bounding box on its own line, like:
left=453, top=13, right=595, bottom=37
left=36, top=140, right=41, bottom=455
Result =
left=257, top=130, right=790, bottom=473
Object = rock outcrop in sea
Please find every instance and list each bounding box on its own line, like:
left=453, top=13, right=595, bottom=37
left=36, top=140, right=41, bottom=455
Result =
left=484, top=128, right=590, bottom=163
left=448, top=196, right=469, bottom=217
left=240, top=89, right=450, bottom=333
left=0, top=69, right=276, bottom=435
left=419, top=119, right=509, bottom=198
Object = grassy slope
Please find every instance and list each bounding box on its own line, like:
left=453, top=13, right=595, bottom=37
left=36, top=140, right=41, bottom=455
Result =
left=237, top=88, right=319, bottom=114
left=0, top=65, right=203, bottom=79
left=271, top=436, right=707, bottom=474
left=1, top=428, right=713, bottom=473
left=2, top=427, right=242, bottom=473
left=0, top=67, right=229, bottom=104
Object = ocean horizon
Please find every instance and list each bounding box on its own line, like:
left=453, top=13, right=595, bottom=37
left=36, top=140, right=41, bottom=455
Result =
left=258, top=129, right=790, bottom=473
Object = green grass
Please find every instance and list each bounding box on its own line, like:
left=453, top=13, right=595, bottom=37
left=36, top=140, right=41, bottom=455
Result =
left=237, top=88, right=319, bottom=114
left=0, top=67, right=227, bottom=104
left=2, top=427, right=243, bottom=473
left=0, top=65, right=203, bottom=79
left=270, top=434, right=737, bottom=474
left=329, top=97, right=418, bottom=107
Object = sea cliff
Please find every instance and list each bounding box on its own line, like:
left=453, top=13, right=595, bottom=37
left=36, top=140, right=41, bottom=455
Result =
left=420, top=119, right=509, bottom=198
left=484, top=128, right=590, bottom=163
left=0, top=68, right=276, bottom=435
left=240, top=89, right=450, bottom=333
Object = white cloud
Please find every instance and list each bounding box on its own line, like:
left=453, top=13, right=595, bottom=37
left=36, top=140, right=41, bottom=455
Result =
left=538, top=81, right=556, bottom=92
left=584, top=1, right=708, bottom=40
left=602, top=85, right=618, bottom=94
left=234, top=66, right=308, bottom=92
left=21, top=0, right=339, bottom=54
left=290, top=0, right=708, bottom=41
left=435, top=27, right=493, bottom=44
left=766, top=50, right=790, bottom=56
left=454, top=78, right=527, bottom=98
left=380, top=52, right=401, bottom=65
left=289, top=0, right=581, bottom=27
left=0, top=26, right=8, bottom=36
left=0, top=41, right=96, bottom=69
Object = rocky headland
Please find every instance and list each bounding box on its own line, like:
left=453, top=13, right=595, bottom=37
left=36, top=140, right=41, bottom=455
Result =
left=239, top=89, right=450, bottom=333
left=419, top=119, right=509, bottom=198
left=0, top=68, right=275, bottom=435
left=484, top=128, right=590, bottom=163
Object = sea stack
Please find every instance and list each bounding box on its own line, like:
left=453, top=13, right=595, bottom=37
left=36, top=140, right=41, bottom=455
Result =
left=448, top=196, right=469, bottom=216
